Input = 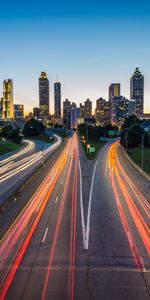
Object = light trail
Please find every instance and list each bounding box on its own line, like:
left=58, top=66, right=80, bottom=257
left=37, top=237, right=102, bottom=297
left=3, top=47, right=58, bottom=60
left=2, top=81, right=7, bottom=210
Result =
left=0, top=138, right=72, bottom=299
left=0, top=140, right=35, bottom=166
left=108, top=143, right=145, bottom=271
left=115, top=144, right=150, bottom=218
left=108, top=141, right=150, bottom=272
left=112, top=143, right=150, bottom=256
left=69, top=145, right=78, bottom=300
left=0, top=135, right=61, bottom=183
left=41, top=145, right=74, bottom=300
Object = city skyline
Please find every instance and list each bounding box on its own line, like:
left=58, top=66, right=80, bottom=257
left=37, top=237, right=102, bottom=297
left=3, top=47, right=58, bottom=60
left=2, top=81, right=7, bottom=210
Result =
left=0, top=0, right=150, bottom=114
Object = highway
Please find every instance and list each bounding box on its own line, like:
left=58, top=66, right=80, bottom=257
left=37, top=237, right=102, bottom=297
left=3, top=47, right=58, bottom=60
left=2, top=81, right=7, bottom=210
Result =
left=0, top=135, right=62, bottom=205
left=0, top=134, right=149, bottom=299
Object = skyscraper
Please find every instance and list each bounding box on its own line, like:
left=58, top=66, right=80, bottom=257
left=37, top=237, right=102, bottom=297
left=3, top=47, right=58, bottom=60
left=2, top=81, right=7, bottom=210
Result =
left=3, top=79, right=14, bottom=119
left=84, top=98, right=92, bottom=117
left=54, top=82, right=61, bottom=118
left=70, top=102, right=78, bottom=129
left=63, top=98, right=71, bottom=128
left=79, top=103, right=85, bottom=118
left=109, top=83, right=121, bottom=101
left=39, top=72, right=49, bottom=118
left=0, top=98, right=3, bottom=119
left=111, top=96, right=130, bottom=126
left=130, top=67, right=144, bottom=116
left=33, top=107, right=40, bottom=119
left=14, top=104, right=24, bottom=119
left=95, top=98, right=111, bottom=126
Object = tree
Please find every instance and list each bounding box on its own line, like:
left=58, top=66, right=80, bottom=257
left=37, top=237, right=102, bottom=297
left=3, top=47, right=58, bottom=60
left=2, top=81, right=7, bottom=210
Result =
left=23, top=118, right=45, bottom=137
left=122, top=115, right=141, bottom=130
left=144, top=130, right=150, bottom=147
left=127, top=124, right=145, bottom=148
left=0, top=125, right=22, bottom=143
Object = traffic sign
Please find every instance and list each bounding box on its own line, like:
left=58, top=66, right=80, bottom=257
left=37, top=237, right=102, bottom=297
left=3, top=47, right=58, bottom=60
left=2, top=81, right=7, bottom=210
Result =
left=89, top=147, right=96, bottom=153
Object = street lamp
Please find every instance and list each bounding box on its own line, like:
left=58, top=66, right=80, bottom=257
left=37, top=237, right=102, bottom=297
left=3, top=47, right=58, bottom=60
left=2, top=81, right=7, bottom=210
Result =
left=141, top=134, right=144, bottom=171
left=125, top=131, right=128, bottom=153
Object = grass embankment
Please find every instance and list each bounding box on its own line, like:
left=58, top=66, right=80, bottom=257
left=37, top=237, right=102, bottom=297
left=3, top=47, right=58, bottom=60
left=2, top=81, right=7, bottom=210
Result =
left=128, top=146, right=150, bottom=175
left=50, top=129, right=68, bottom=138
left=34, top=134, right=54, bottom=144
left=82, top=140, right=106, bottom=160
left=0, top=139, right=22, bottom=155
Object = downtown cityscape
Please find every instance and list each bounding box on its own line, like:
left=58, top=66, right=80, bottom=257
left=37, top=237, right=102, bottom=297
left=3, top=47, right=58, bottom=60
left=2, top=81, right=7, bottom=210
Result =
left=0, top=66, right=149, bottom=129
left=0, top=1, right=150, bottom=300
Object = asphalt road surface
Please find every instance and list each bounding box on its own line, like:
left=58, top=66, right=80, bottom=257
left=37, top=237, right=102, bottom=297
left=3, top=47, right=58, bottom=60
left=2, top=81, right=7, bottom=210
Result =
left=0, top=135, right=62, bottom=205
left=0, top=134, right=149, bottom=300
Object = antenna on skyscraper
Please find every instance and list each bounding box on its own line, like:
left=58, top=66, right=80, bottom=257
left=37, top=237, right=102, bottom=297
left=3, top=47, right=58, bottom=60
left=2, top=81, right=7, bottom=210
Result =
left=56, top=72, right=58, bottom=82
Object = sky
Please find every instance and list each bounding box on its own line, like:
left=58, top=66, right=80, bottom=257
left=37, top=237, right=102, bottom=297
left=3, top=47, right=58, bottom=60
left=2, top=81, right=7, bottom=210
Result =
left=0, top=0, right=150, bottom=114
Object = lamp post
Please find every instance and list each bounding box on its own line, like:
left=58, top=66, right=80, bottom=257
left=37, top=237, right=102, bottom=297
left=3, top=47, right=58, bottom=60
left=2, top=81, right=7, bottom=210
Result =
left=141, top=134, right=144, bottom=171
left=125, top=131, right=128, bottom=153
left=86, top=123, right=88, bottom=142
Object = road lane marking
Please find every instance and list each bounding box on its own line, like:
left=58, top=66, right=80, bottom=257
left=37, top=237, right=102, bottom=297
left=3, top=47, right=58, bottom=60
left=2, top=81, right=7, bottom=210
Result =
left=85, top=160, right=98, bottom=250
left=55, top=196, right=58, bottom=204
left=78, top=156, right=98, bottom=250
left=42, top=227, right=48, bottom=243
left=41, top=155, right=73, bottom=300
left=78, top=158, right=86, bottom=249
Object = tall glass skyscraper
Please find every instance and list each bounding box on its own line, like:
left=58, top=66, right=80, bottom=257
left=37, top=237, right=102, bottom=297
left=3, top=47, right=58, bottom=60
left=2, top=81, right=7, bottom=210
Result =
left=130, top=67, right=144, bottom=116
left=3, top=79, right=14, bottom=119
left=39, top=72, right=49, bottom=118
left=54, top=82, right=61, bottom=118
left=109, top=83, right=121, bottom=101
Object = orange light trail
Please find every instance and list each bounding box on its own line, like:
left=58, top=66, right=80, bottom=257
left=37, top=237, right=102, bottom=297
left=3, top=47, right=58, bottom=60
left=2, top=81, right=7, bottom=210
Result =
left=69, top=144, right=78, bottom=300
left=41, top=141, right=74, bottom=300
left=115, top=146, right=150, bottom=218
left=0, top=138, right=72, bottom=299
left=108, top=141, right=149, bottom=271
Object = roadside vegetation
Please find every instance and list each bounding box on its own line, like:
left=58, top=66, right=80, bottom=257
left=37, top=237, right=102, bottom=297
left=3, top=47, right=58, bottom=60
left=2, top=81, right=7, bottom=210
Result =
left=0, top=124, right=22, bottom=155
left=23, top=118, right=54, bottom=143
left=34, top=134, right=54, bottom=143
left=81, top=139, right=106, bottom=160
left=120, top=115, right=150, bottom=175
left=0, top=139, right=22, bottom=155
left=77, top=123, right=113, bottom=160
left=128, top=147, right=150, bottom=175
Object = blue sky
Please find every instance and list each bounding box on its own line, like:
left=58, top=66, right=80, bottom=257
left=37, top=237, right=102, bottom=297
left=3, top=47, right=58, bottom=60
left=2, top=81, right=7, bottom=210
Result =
left=0, top=0, right=150, bottom=114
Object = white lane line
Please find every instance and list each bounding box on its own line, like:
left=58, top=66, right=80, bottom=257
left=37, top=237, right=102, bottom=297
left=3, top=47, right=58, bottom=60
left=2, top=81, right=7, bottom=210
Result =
left=78, top=158, right=86, bottom=248
left=42, top=227, right=48, bottom=243
left=61, top=180, right=63, bottom=185
left=55, top=196, right=58, bottom=204
left=85, top=160, right=98, bottom=250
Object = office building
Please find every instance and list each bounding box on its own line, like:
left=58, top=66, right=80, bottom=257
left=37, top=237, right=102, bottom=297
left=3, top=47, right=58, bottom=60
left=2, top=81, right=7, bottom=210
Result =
left=54, top=82, right=61, bottom=118
left=111, top=96, right=130, bottom=126
left=128, top=99, right=137, bottom=116
left=70, top=102, right=77, bottom=129
left=84, top=98, right=92, bottom=117
left=0, top=98, right=3, bottom=119
left=39, top=72, right=49, bottom=118
left=3, top=79, right=14, bottom=119
left=130, top=67, right=144, bottom=116
left=14, top=104, right=24, bottom=119
left=33, top=107, right=40, bottom=119
left=109, top=83, right=121, bottom=101
left=63, top=99, right=71, bottom=128
left=95, top=97, right=111, bottom=126
left=79, top=103, right=85, bottom=118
